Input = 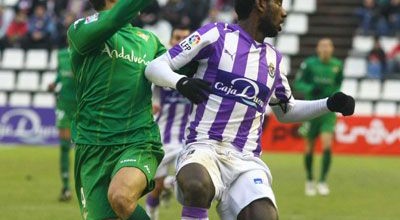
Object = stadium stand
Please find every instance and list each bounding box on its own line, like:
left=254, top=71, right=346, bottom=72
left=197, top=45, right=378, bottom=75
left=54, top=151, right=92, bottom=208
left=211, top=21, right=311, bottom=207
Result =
left=25, top=49, right=49, bottom=70
left=375, top=101, right=397, bottom=116
left=0, top=92, right=7, bottom=106
left=341, top=79, right=358, bottom=98
left=1, top=48, right=24, bottom=69
left=355, top=101, right=374, bottom=116
left=0, top=70, right=16, bottom=91
left=344, top=57, right=367, bottom=78
left=358, top=79, right=381, bottom=100
left=8, top=92, right=31, bottom=107
left=0, top=0, right=398, bottom=117
left=32, top=93, right=55, bottom=108
left=16, top=71, right=40, bottom=91
left=382, top=80, right=400, bottom=101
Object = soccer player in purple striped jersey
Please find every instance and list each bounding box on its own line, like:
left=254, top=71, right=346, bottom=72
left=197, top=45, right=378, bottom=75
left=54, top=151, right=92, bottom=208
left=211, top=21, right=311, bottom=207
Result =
left=145, top=0, right=355, bottom=219
left=146, top=26, right=192, bottom=220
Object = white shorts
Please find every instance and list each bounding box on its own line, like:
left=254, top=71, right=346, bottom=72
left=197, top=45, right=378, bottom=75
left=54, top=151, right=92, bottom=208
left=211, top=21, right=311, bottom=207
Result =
left=155, top=143, right=183, bottom=178
left=176, top=142, right=277, bottom=219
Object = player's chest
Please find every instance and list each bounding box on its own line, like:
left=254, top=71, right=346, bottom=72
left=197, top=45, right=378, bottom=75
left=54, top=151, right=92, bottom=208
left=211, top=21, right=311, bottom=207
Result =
left=208, top=49, right=278, bottom=112
left=99, top=32, right=155, bottom=69
left=310, top=65, right=338, bottom=84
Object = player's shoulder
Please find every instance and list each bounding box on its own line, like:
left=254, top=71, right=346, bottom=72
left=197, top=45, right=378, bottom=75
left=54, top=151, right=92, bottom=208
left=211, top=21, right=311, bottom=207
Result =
left=305, top=56, right=319, bottom=63
left=195, top=22, right=225, bottom=36
left=68, top=13, right=100, bottom=32
left=132, top=27, right=161, bottom=44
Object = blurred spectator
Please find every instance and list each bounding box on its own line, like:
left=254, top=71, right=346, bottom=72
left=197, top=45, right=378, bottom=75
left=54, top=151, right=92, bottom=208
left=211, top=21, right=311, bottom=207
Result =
left=162, top=0, right=210, bottom=30
left=356, top=0, right=400, bottom=36
left=46, top=0, right=69, bottom=17
left=213, top=0, right=234, bottom=11
left=132, top=1, right=161, bottom=27
left=387, top=39, right=400, bottom=73
left=22, top=4, right=55, bottom=49
left=54, top=12, right=76, bottom=48
left=68, top=0, right=92, bottom=18
left=367, top=37, right=387, bottom=78
left=0, top=5, right=15, bottom=41
left=0, top=10, right=28, bottom=50
left=355, top=0, right=381, bottom=35
left=163, top=0, right=190, bottom=28
left=384, top=0, right=400, bottom=35
left=183, top=0, right=211, bottom=30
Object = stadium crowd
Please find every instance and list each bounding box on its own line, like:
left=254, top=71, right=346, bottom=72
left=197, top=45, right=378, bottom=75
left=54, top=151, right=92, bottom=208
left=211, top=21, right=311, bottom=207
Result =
left=355, top=0, right=400, bottom=36
left=0, top=0, right=236, bottom=50
left=355, top=0, right=400, bottom=78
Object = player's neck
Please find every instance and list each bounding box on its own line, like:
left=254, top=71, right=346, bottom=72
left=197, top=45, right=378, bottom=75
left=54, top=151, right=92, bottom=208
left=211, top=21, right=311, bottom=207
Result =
left=319, top=56, right=331, bottom=63
left=237, top=20, right=265, bottom=43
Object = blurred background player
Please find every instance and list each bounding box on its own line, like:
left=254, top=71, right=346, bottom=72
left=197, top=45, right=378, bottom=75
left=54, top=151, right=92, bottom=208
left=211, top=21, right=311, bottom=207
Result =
left=48, top=45, right=76, bottom=202
left=68, top=0, right=166, bottom=219
left=146, top=25, right=192, bottom=220
left=294, top=38, right=344, bottom=196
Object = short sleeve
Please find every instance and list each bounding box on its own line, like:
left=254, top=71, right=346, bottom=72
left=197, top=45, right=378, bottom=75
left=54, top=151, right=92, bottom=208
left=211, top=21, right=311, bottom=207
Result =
left=269, top=56, right=294, bottom=112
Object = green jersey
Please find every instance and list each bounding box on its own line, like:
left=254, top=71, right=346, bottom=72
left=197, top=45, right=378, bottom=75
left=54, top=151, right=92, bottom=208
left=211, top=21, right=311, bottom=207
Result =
left=67, top=0, right=166, bottom=145
left=55, top=48, right=77, bottom=109
left=294, top=56, right=344, bottom=100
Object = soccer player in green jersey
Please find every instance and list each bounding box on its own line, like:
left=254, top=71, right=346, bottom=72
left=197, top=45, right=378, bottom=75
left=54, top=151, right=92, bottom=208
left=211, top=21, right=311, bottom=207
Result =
left=67, top=0, right=165, bottom=219
left=48, top=48, right=77, bottom=202
left=294, top=38, right=344, bottom=196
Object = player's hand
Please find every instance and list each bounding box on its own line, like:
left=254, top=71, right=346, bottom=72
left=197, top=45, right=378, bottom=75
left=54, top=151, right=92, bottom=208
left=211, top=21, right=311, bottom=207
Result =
left=327, top=92, right=355, bottom=116
left=48, top=83, right=56, bottom=92
left=176, top=77, right=211, bottom=104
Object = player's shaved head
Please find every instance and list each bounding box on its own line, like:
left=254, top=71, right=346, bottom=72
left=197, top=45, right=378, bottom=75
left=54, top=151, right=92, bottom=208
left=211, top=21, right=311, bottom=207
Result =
left=317, top=38, right=334, bottom=62
left=234, top=0, right=256, bottom=20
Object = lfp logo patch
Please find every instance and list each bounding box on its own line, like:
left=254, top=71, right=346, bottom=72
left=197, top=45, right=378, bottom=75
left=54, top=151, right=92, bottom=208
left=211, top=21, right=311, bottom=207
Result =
left=188, top=35, right=201, bottom=46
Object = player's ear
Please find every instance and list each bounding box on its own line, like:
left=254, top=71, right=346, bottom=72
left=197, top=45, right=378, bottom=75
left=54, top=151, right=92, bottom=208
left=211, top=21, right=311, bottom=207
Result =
left=255, top=0, right=267, bottom=14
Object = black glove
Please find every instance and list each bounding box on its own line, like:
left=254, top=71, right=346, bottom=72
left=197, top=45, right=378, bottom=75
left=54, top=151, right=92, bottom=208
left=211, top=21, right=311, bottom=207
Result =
left=327, top=92, right=355, bottom=116
left=176, top=77, right=211, bottom=104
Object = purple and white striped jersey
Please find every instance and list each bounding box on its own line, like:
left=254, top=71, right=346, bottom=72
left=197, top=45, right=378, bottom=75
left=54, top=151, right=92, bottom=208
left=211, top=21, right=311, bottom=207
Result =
left=166, top=22, right=293, bottom=156
left=154, top=86, right=191, bottom=145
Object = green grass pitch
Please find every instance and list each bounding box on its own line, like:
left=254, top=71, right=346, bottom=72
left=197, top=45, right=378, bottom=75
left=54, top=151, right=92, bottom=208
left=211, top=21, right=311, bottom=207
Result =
left=0, top=146, right=399, bottom=220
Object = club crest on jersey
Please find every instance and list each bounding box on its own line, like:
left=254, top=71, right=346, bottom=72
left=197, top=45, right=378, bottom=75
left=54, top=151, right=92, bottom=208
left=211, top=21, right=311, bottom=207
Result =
left=333, top=66, right=340, bottom=74
left=268, top=63, right=275, bottom=78
left=136, top=31, right=149, bottom=42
